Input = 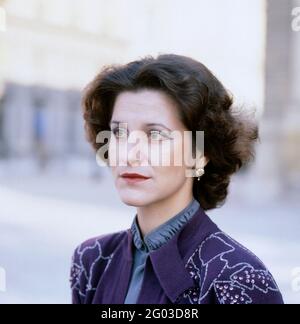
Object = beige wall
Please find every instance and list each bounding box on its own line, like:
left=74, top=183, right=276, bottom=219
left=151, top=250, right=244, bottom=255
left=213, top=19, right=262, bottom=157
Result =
left=1, top=0, right=266, bottom=116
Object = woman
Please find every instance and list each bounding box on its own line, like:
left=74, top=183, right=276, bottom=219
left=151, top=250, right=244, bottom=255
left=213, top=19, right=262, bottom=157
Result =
left=70, top=54, right=284, bottom=304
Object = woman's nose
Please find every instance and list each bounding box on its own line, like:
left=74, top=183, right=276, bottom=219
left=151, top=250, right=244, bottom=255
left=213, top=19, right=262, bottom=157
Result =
left=127, top=131, right=149, bottom=166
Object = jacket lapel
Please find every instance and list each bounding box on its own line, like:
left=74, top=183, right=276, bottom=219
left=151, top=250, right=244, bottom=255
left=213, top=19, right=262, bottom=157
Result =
left=92, top=230, right=134, bottom=304
left=148, top=205, right=219, bottom=303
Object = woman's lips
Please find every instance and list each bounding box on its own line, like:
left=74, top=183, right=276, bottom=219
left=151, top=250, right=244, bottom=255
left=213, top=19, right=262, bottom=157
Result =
left=121, top=177, right=150, bottom=184
left=120, top=174, right=151, bottom=184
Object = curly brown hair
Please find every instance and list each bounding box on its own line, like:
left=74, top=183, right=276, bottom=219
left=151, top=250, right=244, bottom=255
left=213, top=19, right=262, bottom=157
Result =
left=82, top=54, right=259, bottom=210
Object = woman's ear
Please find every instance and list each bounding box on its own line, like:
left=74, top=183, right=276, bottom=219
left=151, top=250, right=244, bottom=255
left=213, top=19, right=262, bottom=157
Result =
left=203, top=156, right=209, bottom=167
left=194, top=155, right=209, bottom=169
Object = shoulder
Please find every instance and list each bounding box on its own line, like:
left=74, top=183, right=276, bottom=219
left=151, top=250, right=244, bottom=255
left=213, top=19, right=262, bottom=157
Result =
left=72, top=230, right=127, bottom=264
left=70, top=230, right=127, bottom=303
left=184, top=231, right=284, bottom=304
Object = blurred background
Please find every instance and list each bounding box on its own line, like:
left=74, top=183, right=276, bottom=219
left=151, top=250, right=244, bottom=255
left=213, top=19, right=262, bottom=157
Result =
left=0, top=0, right=299, bottom=304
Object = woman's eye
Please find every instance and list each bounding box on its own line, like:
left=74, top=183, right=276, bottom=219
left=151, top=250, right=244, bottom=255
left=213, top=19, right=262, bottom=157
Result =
left=149, top=130, right=169, bottom=141
left=112, top=128, right=127, bottom=139
left=112, top=128, right=171, bottom=141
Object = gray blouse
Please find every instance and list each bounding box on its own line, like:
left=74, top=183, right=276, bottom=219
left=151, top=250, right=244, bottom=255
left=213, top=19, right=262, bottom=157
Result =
left=124, top=197, right=200, bottom=304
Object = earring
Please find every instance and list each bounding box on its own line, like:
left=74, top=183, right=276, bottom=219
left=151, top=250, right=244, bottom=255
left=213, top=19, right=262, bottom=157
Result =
left=195, top=168, right=204, bottom=181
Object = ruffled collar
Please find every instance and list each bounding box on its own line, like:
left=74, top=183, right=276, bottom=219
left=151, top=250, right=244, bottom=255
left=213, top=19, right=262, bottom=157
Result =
left=130, top=198, right=200, bottom=252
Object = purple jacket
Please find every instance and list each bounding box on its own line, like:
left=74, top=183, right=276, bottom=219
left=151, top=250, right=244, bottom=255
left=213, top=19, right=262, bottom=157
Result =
left=70, top=205, right=284, bottom=304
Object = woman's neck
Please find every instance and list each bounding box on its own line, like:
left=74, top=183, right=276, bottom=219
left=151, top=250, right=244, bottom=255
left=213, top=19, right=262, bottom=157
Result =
left=136, top=190, right=194, bottom=238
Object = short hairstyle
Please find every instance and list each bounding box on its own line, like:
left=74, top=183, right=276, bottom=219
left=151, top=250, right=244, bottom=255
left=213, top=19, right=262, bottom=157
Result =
left=82, top=54, right=258, bottom=210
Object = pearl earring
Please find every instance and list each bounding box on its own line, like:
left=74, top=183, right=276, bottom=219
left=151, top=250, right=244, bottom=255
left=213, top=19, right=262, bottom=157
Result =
left=195, top=168, right=205, bottom=181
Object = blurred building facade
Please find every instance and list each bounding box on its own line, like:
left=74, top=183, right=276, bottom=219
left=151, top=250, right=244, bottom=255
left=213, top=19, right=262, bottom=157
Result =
left=0, top=0, right=299, bottom=195
left=259, top=0, right=300, bottom=195
left=0, top=0, right=131, bottom=163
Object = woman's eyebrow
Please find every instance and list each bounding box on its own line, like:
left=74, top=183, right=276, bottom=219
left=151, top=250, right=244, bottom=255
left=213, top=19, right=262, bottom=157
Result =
left=110, top=120, right=122, bottom=125
left=109, top=120, right=127, bottom=128
left=146, top=123, right=172, bottom=131
left=110, top=121, right=172, bottom=131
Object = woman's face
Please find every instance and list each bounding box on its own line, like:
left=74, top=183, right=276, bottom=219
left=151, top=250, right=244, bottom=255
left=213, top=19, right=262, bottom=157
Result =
left=108, top=89, right=195, bottom=207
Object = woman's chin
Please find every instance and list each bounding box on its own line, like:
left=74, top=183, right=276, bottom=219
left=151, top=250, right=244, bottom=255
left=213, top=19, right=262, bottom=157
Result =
left=120, top=196, right=150, bottom=207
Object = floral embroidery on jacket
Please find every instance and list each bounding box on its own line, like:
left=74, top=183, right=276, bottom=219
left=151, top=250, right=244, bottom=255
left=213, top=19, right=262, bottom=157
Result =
left=182, top=232, right=281, bottom=304
left=70, top=238, right=114, bottom=299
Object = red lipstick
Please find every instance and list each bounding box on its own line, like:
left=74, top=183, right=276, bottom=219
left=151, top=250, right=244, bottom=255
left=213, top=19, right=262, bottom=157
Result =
left=120, top=172, right=151, bottom=184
